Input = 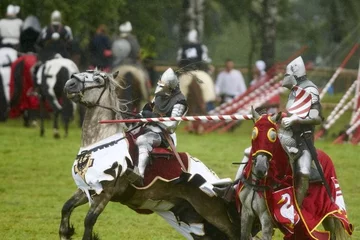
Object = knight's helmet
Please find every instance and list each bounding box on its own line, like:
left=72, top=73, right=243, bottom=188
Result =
left=187, top=29, right=198, bottom=43
left=119, top=21, right=132, bottom=37
left=6, top=5, right=20, bottom=17
left=282, top=56, right=306, bottom=89
left=154, top=68, right=179, bottom=96
left=51, top=10, right=62, bottom=25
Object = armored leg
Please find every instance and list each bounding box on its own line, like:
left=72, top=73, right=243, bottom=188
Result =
left=295, top=150, right=311, bottom=207
left=136, top=132, right=162, bottom=178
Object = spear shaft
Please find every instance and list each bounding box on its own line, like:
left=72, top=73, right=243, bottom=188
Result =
left=99, top=114, right=253, bottom=124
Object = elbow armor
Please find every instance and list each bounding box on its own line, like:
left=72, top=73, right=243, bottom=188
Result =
left=160, top=104, right=187, bottom=133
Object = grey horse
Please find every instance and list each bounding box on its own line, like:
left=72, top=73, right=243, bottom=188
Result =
left=60, top=70, right=240, bottom=240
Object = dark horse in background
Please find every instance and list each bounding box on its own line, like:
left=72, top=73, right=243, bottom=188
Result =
left=113, top=64, right=150, bottom=113
left=35, top=54, right=79, bottom=138
left=179, top=70, right=216, bottom=134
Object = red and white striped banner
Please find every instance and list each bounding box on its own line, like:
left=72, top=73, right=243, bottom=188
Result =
left=99, top=114, right=253, bottom=124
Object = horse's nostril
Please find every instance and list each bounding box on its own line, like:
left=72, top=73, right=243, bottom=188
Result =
left=69, top=81, right=77, bottom=88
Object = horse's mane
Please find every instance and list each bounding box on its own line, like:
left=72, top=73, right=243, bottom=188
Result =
left=94, top=69, right=131, bottom=120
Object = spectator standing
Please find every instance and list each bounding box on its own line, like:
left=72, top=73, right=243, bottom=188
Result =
left=215, top=59, right=247, bottom=104
left=111, top=21, right=140, bottom=68
left=176, top=29, right=211, bottom=71
left=88, top=24, right=112, bottom=72
left=0, top=5, right=23, bottom=50
left=36, top=10, right=73, bottom=62
left=250, top=60, right=267, bottom=86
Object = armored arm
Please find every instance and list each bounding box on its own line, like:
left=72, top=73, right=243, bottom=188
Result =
left=158, top=103, right=187, bottom=133
left=298, top=86, right=322, bottom=125
left=282, top=86, right=323, bottom=128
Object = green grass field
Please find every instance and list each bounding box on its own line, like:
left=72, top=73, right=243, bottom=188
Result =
left=0, top=116, right=359, bottom=240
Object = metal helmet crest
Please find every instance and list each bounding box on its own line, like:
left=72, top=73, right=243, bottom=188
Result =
left=154, top=68, right=179, bottom=96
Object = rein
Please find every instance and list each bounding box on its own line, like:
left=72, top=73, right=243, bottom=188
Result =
left=77, top=135, right=127, bottom=158
left=240, top=175, right=270, bottom=192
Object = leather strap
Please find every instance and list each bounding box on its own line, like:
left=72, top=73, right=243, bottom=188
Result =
left=164, top=133, right=187, bottom=172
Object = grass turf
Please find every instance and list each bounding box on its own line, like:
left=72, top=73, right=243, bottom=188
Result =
left=0, top=116, right=358, bottom=239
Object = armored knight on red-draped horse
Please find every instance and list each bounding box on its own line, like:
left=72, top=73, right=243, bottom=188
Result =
left=234, top=57, right=353, bottom=239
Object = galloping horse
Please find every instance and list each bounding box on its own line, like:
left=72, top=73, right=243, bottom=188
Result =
left=35, top=54, right=79, bottom=138
left=113, top=64, right=150, bottom=112
left=237, top=109, right=353, bottom=239
left=60, top=70, right=240, bottom=240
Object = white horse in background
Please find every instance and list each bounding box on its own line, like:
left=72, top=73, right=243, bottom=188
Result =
left=0, top=47, right=18, bottom=121
left=35, top=54, right=79, bottom=137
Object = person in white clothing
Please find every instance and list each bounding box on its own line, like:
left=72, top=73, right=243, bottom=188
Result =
left=0, top=5, right=23, bottom=49
left=215, top=59, right=247, bottom=104
left=250, top=60, right=267, bottom=86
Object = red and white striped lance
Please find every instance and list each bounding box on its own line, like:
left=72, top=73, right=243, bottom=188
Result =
left=99, top=114, right=253, bottom=124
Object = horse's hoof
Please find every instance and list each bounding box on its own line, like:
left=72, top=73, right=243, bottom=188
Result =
left=54, top=133, right=61, bottom=139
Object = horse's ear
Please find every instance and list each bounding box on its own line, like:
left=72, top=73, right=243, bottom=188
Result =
left=270, top=112, right=283, bottom=123
left=251, top=106, right=260, bottom=122
left=112, top=71, right=119, bottom=79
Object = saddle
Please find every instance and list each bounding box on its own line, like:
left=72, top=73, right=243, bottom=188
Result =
left=125, top=132, right=189, bottom=188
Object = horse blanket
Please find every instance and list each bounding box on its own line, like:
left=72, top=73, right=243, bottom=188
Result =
left=9, top=54, right=38, bottom=118
left=237, top=149, right=353, bottom=239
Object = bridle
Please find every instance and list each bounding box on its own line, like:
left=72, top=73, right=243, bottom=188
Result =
left=72, top=71, right=124, bottom=114
left=240, top=152, right=271, bottom=192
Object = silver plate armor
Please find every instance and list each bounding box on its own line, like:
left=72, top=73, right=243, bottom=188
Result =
left=136, top=102, right=187, bottom=179
left=155, top=68, right=179, bottom=96
left=282, top=56, right=306, bottom=90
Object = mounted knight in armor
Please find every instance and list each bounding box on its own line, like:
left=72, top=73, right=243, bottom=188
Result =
left=127, top=68, right=188, bottom=184
left=279, top=56, right=323, bottom=207
left=177, top=29, right=211, bottom=71
left=36, top=10, right=73, bottom=62
left=111, top=21, right=141, bottom=68
left=233, top=57, right=324, bottom=208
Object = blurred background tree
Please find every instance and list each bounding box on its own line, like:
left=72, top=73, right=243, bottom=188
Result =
left=0, top=0, right=359, bottom=70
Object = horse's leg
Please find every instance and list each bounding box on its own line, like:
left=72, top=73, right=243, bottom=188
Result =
left=39, top=98, right=45, bottom=137
left=59, top=189, right=88, bottom=240
left=241, top=207, right=255, bottom=240
left=323, top=217, right=347, bottom=240
left=181, top=187, right=240, bottom=240
left=239, top=189, right=257, bottom=240
left=53, top=110, right=60, bottom=139
left=82, top=190, right=112, bottom=240
left=258, top=210, right=273, bottom=240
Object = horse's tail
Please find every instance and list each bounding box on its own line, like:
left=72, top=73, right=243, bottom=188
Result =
left=324, top=217, right=350, bottom=240
left=333, top=218, right=350, bottom=240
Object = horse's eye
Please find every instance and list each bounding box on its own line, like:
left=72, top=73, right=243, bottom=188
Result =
left=267, top=128, right=277, bottom=142
left=94, top=77, right=102, bottom=83
left=252, top=127, right=258, bottom=140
